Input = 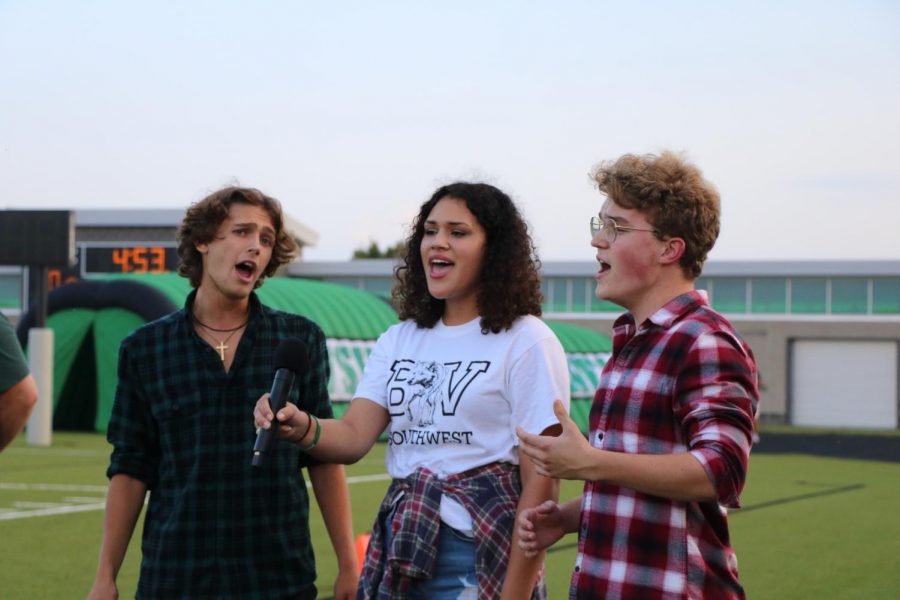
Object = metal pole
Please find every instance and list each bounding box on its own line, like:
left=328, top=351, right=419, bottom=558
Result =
left=26, top=327, right=53, bottom=446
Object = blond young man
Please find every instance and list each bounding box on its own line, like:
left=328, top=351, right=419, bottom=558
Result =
left=517, top=152, right=758, bottom=599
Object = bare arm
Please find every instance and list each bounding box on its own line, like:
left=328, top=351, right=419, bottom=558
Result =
left=87, top=474, right=148, bottom=600
left=500, top=433, right=560, bottom=600
left=254, top=396, right=389, bottom=464
left=308, top=463, right=359, bottom=600
left=573, top=449, right=715, bottom=501
left=517, top=400, right=716, bottom=502
left=0, top=374, right=38, bottom=451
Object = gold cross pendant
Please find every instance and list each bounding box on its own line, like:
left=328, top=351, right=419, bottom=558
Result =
left=215, top=341, right=227, bottom=361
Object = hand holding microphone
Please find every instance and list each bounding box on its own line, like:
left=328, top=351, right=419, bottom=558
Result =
left=252, top=337, right=309, bottom=467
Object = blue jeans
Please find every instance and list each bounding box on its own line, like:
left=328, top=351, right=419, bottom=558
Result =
left=384, top=519, right=478, bottom=600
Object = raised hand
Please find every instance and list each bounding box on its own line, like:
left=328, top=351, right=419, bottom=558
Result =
left=516, top=399, right=594, bottom=480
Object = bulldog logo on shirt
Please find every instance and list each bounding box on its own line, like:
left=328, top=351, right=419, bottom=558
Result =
left=404, top=360, right=447, bottom=427
left=387, top=359, right=490, bottom=423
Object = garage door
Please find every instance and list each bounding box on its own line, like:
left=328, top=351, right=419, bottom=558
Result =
left=791, top=340, right=898, bottom=429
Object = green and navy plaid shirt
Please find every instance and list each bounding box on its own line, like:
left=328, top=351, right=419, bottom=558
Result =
left=107, top=290, right=333, bottom=600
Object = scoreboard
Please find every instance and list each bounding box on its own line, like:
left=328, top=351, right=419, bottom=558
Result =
left=82, top=245, right=179, bottom=275
left=41, top=243, right=179, bottom=292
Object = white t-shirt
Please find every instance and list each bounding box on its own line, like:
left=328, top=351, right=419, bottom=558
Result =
left=354, top=314, right=570, bottom=533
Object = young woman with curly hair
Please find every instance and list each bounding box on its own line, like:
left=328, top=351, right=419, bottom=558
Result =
left=255, top=182, right=570, bottom=599
left=393, top=181, right=544, bottom=333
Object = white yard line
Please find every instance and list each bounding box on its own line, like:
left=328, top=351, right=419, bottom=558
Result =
left=343, top=473, right=391, bottom=485
left=12, top=501, right=68, bottom=508
left=0, top=473, right=391, bottom=521
left=0, top=502, right=107, bottom=521
left=0, top=482, right=108, bottom=493
left=63, top=496, right=109, bottom=503
left=2, top=448, right=107, bottom=457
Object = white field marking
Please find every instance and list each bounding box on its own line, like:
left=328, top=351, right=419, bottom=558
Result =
left=339, top=473, right=391, bottom=485
left=0, top=475, right=389, bottom=495
left=0, top=502, right=107, bottom=521
left=63, top=496, right=108, bottom=503
left=0, top=483, right=108, bottom=493
left=2, top=448, right=107, bottom=457
left=13, top=501, right=65, bottom=509
left=304, top=472, right=391, bottom=487
left=0, top=473, right=390, bottom=521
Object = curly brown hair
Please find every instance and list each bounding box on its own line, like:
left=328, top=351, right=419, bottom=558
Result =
left=394, top=182, right=543, bottom=333
left=591, top=151, right=720, bottom=279
left=176, top=186, right=297, bottom=288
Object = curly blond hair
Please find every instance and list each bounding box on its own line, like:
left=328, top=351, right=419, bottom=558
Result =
left=591, top=151, right=720, bottom=278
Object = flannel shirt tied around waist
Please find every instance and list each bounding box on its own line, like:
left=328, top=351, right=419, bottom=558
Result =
left=358, top=462, right=547, bottom=600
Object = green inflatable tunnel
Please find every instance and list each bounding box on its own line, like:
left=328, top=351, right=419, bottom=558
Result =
left=19, top=273, right=399, bottom=433
left=20, top=272, right=610, bottom=433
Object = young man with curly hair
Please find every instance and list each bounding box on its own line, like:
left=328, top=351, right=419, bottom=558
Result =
left=256, top=182, right=571, bottom=599
left=89, top=187, right=357, bottom=600
left=517, top=152, right=759, bottom=599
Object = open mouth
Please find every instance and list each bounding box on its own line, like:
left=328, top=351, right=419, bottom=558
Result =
left=235, top=261, right=257, bottom=282
left=429, top=258, right=454, bottom=277
left=597, top=260, right=611, bottom=275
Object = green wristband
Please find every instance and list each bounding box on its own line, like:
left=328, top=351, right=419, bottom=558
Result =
left=300, top=414, right=321, bottom=452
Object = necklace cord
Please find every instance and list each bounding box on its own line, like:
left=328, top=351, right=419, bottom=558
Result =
left=192, top=313, right=249, bottom=333
left=192, top=312, right=249, bottom=363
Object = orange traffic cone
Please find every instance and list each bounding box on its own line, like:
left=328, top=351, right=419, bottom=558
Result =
left=355, top=533, right=371, bottom=574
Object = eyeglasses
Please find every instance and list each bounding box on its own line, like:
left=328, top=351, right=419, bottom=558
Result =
left=590, top=215, right=658, bottom=243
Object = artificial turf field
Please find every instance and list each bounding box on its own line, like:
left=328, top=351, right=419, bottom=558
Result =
left=1, top=432, right=899, bottom=599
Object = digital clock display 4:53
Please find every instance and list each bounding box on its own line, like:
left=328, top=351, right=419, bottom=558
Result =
left=82, top=245, right=179, bottom=274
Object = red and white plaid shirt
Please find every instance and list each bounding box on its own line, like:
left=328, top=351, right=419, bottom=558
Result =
left=571, top=291, right=758, bottom=600
left=360, top=462, right=547, bottom=600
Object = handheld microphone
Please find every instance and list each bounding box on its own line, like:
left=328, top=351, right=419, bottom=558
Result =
left=252, top=337, right=309, bottom=467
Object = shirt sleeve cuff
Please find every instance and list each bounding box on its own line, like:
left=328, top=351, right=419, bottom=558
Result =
left=689, top=447, right=742, bottom=508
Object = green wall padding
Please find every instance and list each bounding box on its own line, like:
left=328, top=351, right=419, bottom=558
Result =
left=569, top=397, right=593, bottom=434
left=102, top=273, right=400, bottom=340
left=544, top=320, right=612, bottom=353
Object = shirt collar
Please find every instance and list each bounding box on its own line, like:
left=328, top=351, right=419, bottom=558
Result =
left=613, top=289, right=709, bottom=332
left=181, top=289, right=262, bottom=326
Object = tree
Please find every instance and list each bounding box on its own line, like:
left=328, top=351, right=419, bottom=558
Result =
left=352, top=240, right=404, bottom=259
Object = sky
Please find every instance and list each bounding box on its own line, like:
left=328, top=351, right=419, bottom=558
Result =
left=1, top=1, right=899, bottom=262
